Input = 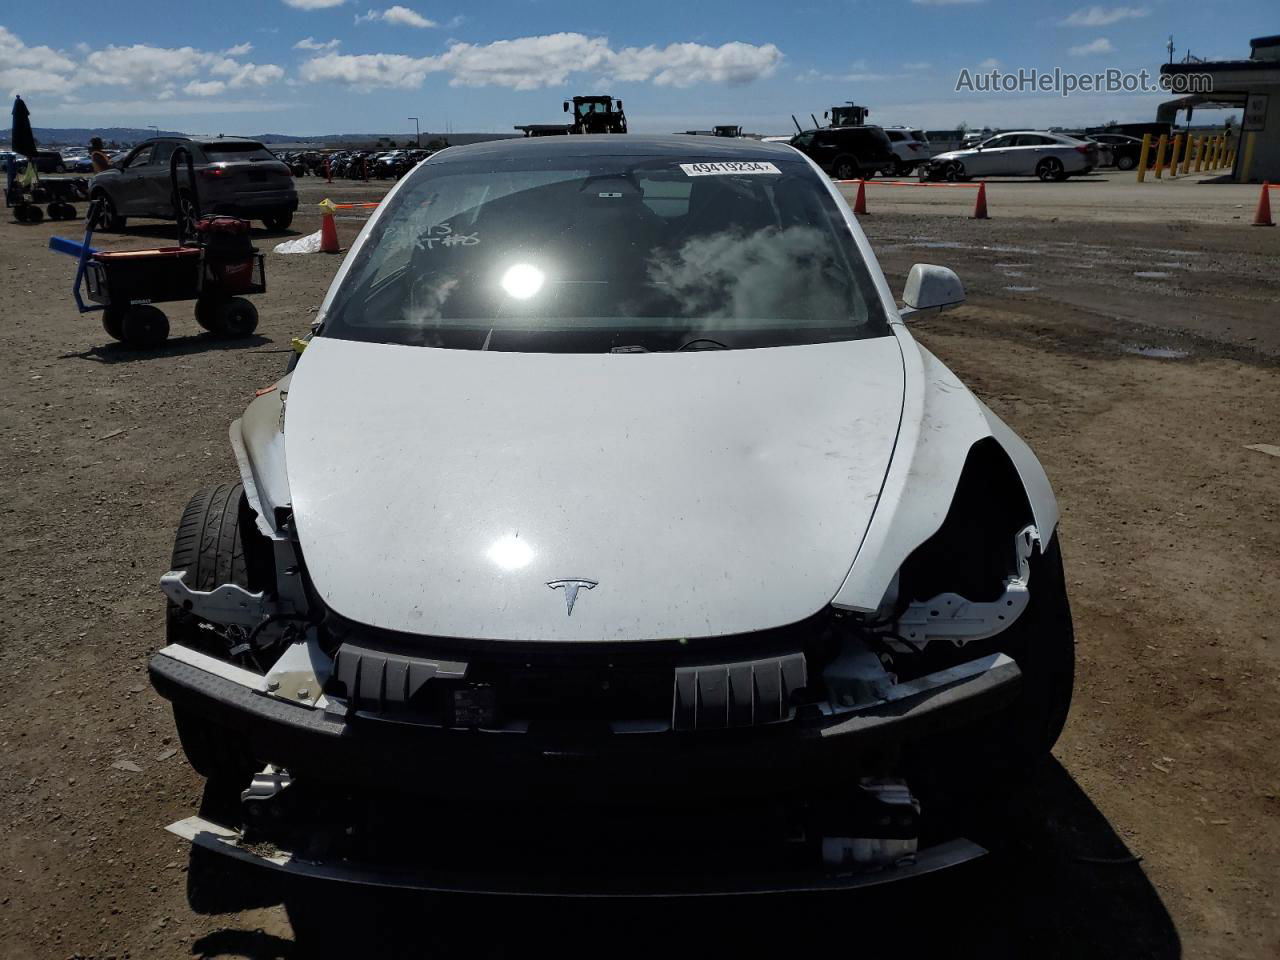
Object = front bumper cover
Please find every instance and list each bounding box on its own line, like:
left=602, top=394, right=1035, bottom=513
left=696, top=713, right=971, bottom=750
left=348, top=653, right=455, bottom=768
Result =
left=149, top=646, right=1022, bottom=798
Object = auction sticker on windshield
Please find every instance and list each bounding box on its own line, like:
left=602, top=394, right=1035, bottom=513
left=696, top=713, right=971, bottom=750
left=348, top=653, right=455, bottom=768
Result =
left=679, top=161, right=781, bottom=176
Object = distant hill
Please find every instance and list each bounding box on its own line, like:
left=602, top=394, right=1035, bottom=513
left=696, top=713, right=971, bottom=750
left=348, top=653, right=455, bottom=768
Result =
left=0, top=126, right=519, bottom=148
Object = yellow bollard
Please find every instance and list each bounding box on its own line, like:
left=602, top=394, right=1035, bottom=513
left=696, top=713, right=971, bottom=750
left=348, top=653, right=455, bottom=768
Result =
left=1194, top=135, right=1206, bottom=173
left=1215, top=135, right=1225, bottom=168
left=1241, top=131, right=1257, bottom=182
left=1169, top=135, right=1182, bottom=177
left=1136, top=133, right=1152, bottom=182
left=1181, top=135, right=1194, bottom=175
left=1154, top=134, right=1168, bottom=179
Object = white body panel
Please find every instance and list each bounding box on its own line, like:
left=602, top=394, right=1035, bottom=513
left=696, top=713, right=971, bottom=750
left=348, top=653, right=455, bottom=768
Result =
left=262, top=141, right=1060, bottom=645
left=286, top=336, right=905, bottom=641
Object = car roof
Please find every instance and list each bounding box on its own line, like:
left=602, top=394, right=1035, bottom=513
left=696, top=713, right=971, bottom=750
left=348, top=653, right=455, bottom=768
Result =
left=430, top=134, right=801, bottom=163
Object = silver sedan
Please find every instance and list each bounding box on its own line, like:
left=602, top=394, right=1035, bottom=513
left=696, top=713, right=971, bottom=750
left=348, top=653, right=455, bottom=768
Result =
left=921, top=131, right=1098, bottom=182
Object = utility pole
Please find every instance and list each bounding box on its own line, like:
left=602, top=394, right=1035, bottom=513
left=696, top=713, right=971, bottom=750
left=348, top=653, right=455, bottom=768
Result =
left=1167, top=35, right=1175, bottom=65
left=408, top=116, right=420, bottom=147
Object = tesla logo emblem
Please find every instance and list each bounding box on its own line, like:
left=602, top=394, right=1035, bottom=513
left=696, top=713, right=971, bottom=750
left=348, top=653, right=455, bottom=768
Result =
left=546, top=579, right=597, bottom=616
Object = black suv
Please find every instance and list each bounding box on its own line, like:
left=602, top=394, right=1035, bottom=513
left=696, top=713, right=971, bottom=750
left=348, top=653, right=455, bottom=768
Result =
left=788, top=126, right=896, bottom=180
left=90, top=136, right=298, bottom=233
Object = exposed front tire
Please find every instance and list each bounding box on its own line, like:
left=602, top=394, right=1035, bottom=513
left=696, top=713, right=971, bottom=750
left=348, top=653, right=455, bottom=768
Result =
left=908, top=535, right=1075, bottom=786
left=1116, top=154, right=1136, bottom=171
left=166, top=483, right=274, bottom=782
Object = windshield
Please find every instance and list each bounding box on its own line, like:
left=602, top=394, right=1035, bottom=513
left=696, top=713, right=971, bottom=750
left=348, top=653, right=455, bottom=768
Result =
left=321, top=152, right=889, bottom=353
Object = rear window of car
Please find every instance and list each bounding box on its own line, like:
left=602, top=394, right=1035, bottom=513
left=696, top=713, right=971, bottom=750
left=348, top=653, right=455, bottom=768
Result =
left=321, top=152, right=890, bottom=353
left=886, top=131, right=905, bottom=142
left=200, top=142, right=277, bottom=161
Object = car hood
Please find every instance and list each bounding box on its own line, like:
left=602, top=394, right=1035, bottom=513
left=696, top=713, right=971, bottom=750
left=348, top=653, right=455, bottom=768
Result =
left=929, top=149, right=971, bottom=162
left=285, top=335, right=905, bottom=642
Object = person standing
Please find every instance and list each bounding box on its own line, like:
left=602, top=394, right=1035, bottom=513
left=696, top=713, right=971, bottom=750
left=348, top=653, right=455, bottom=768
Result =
left=89, top=137, right=111, bottom=174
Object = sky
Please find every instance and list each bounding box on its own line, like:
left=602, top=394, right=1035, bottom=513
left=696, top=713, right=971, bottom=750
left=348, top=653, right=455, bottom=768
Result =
left=1, top=1, right=1269, bottom=136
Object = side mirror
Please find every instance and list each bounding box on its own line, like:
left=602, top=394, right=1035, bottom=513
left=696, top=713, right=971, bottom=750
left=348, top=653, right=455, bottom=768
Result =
left=900, top=264, right=965, bottom=316
left=616, top=100, right=623, bottom=111
left=563, top=101, right=570, bottom=113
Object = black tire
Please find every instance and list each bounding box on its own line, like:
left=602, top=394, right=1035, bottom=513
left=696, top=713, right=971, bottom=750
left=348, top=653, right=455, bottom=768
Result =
left=944, top=161, right=965, bottom=182
left=1036, top=157, right=1064, bottom=182
left=894, top=160, right=913, bottom=178
left=177, top=191, right=199, bottom=239
left=1116, top=154, right=1136, bottom=171
left=92, top=190, right=126, bottom=231
left=213, top=297, right=259, bottom=338
left=909, top=535, right=1075, bottom=786
left=101, top=308, right=125, bottom=341
left=194, top=298, right=223, bottom=333
left=262, top=212, right=293, bottom=232
left=13, top=204, right=31, bottom=223
left=167, top=483, right=274, bottom=783
left=23, top=204, right=44, bottom=224
left=60, top=202, right=77, bottom=220
left=121, top=304, right=170, bottom=348
left=833, top=156, right=860, bottom=181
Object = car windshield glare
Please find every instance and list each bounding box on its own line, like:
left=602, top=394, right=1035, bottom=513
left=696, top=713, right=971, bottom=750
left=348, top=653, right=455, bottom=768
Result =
left=320, top=153, right=889, bottom=353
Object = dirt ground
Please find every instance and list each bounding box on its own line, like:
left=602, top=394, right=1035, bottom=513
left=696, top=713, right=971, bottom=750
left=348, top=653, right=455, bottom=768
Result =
left=1, top=177, right=1278, bottom=959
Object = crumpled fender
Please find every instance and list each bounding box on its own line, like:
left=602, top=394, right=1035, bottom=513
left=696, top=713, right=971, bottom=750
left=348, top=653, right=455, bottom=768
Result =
left=230, top=374, right=292, bottom=537
left=832, top=334, right=1058, bottom=612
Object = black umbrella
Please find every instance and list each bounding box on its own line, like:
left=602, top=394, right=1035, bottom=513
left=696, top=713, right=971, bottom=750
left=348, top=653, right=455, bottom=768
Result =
left=11, top=96, right=37, bottom=158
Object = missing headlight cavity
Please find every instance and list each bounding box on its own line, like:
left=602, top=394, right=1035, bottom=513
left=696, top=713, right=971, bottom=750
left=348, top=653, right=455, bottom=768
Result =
left=898, top=438, right=1034, bottom=605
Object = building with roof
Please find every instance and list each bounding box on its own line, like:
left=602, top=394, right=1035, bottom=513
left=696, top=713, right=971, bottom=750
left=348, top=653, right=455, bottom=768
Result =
left=1160, top=34, right=1280, bottom=183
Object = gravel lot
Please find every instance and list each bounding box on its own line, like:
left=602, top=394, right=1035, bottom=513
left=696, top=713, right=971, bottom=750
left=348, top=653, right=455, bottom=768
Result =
left=1, top=176, right=1277, bottom=959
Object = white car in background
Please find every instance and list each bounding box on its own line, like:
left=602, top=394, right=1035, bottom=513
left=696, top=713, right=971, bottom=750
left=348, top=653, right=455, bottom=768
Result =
left=921, top=131, right=1098, bottom=182
left=882, top=127, right=931, bottom=176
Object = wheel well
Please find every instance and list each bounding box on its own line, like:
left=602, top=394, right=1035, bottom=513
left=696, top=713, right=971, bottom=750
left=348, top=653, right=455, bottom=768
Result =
left=897, top=438, right=1035, bottom=604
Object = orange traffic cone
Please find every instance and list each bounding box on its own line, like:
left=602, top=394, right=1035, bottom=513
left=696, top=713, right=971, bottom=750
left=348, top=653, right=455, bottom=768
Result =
left=971, top=181, right=989, bottom=219
left=318, top=199, right=340, bottom=252
left=853, top=179, right=868, bottom=215
left=1253, top=182, right=1274, bottom=227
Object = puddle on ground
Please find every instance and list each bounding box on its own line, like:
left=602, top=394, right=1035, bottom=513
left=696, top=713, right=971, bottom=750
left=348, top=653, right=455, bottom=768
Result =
left=1121, top=344, right=1189, bottom=359
left=1002, top=270, right=1026, bottom=278
left=1133, top=271, right=1173, bottom=279
left=983, top=244, right=1041, bottom=254
left=993, top=262, right=1031, bottom=269
left=1154, top=261, right=1191, bottom=269
left=1004, top=285, right=1040, bottom=292
left=907, top=240, right=968, bottom=249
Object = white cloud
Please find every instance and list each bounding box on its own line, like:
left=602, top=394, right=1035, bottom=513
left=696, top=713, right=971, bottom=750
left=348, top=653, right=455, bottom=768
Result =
left=902, top=61, right=932, bottom=71
left=1069, top=37, right=1115, bottom=56
left=224, top=42, right=253, bottom=56
left=1060, top=6, right=1148, bottom=27
left=382, top=5, right=436, bottom=27
left=439, top=34, right=612, bottom=89
left=978, top=57, right=1000, bottom=68
left=610, top=41, right=783, bottom=87
left=184, top=79, right=227, bottom=96
left=299, top=51, right=437, bottom=89
left=355, top=6, right=437, bottom=28
left=294, top=36, right=341, bottom=50
left=0, top=25, right=77, bottom=96
left=282, top=0, right=346, bottom=8
left=83, top=43, right=284, bottom=91
left=299, top=33, right=782, bottom=91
